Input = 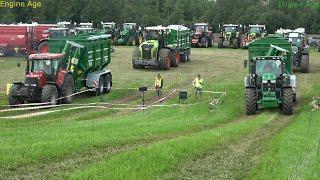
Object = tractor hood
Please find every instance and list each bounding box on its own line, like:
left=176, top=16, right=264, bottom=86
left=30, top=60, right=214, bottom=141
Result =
left=139, top=40, right=159, bottom=60
left=262, top=72, right=277, bottom=83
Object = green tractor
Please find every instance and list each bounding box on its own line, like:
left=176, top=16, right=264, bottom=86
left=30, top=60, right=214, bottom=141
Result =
left=241, top=24, right=267, bottom=48
left=218, top=24, right=242, bottom=48
left=101, top=22, right=117, bottom=42
left=132, top=25, right=190, bottom=70
left=244, top=36, right=296, bottom=115
left=114, top=23, right=143, bottom=46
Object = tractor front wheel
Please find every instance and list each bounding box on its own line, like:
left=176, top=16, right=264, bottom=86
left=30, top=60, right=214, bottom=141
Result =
left=132, top=47, right=143, bottom=69
left=8, top=85, right=24, bottom=106
left=41, top=85, right=58, bottom=105
left=300, top=54, right=309, bottom=73
left=232, top=39, right=239, bottom=49
left=245, top=88, right=257, bottom=115
left=158, top=48, right=171, bottom=70
left=282, top=88, right=294, bottom=115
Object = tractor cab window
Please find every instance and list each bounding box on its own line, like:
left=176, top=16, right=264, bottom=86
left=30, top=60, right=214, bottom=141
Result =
left=249, top=27, right=261, bottom=34
left=195, top=25, right=208, bottom=32
left=256, top=60, right=282, bottom=76
left=224, top=26, right=236, bottom=32
left=288, top=33, right=302, bottom=45
left=123, top=24, right=134, bottom=30
left=50, top=30, right=67, bottom=38
left=31, top=59, right=59, bottom=75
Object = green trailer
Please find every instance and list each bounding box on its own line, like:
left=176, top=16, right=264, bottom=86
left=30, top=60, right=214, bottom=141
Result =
left=132, top=25, right=190, bottom=70
left=244, top=35, right=296, bottom=115
left=8, top=34, right=112, bottom=105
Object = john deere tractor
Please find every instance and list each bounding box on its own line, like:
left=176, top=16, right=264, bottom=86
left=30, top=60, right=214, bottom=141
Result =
left=276, top=28, right=309, bottom=73
left=241, top=24, right=267, bottom=48
left=132, top=25, right=190, bottom=70
left=244, top=35, right=296, bottom=115
left=114, top=23, right=143, bottom=46
left=101, top=22, right=117, bottom=42
left=218, top=24, right=242, bottom=48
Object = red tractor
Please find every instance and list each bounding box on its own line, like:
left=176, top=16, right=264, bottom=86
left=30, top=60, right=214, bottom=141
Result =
left=190, top=23, right=213, bottom=48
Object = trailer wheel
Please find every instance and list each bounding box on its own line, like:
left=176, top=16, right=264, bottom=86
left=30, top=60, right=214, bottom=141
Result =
left=232, top=39, right=239, bottom=49
left=218, top=37, right=223, bottom=48
left=170, top=49, right=180, bottom=67
left=300, top=55, right=309, bottom=73
left=132, top=47, right=143, bottom=69
left=41, top=85, right=58, bottom=105
left=158, top=48, right=171, bottom=70
left=38, top=41, right=49, bottom=53
left=246, top=88, right=257, bottom=115
left=96, top=77, right=105, bottom=95
left=60, top=74, right=74, bottom=104
left=104, top=74, right=112, bottom=93
left=8, top=85, right=23, bottom=106
left=282, top=88, right=294, bottom=115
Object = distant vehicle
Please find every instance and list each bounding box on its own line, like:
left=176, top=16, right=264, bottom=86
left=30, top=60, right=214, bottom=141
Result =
left=190, top=23, right=213, bottom=48
left=114, top=23, right=143, bottom=46
left=218, top=24, right=243, bottom=49
left=75, top=22, right=94, bottom=34
left=241, top=24, right=267, bottom=48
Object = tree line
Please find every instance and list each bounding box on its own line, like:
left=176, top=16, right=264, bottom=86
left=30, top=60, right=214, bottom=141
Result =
left=0, top=0, right=320, bottom=33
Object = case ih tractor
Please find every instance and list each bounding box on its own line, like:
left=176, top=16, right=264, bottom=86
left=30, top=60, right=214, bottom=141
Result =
left=114, top=23, right=143, bottom=46
left=244, top=35, right=296, bottom=115
left=241, top=24, right=267, bottom=48
left=8, top=34, right=112, bottom=106
left=218, top=24, right=242, bottom=48
left=276, top=28, right=309, bottom=73
left=190, top=23, right=213, bottom=48
left=132, top=25, right=190, bottom=70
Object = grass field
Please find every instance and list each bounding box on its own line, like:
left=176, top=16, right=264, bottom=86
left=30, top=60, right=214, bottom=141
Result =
left=0, top=46, right=319, bottom=179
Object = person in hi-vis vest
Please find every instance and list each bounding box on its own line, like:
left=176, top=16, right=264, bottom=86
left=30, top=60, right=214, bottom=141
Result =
left=192, top=73, right=203, bottom=99
left=154, top=72, right=163, bottom=99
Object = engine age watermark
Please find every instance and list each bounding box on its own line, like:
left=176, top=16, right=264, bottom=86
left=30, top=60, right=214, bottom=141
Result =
left=0, top=1, right=41, bottom=9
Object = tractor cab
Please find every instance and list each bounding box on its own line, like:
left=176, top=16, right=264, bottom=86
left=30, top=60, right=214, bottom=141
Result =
left=222, top=24, right=239, bottom=33
left=193, top=23, right=209, bottom=33
left=27, top=54, right=63, bottom=79
left=144, top=26, right=167, bottom=46
left=123, top=23, right=137, bottom=30
left=248, top=25, right=266, bottom=36
left=101, top=22, right=116, bottom=34
left=76, top=22, right=94, bottom=34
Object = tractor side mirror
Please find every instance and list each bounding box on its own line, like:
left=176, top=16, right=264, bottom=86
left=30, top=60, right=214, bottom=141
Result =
left=243, top=60, right=248, bottom=68
left=16, top=60, right=20, bottom=67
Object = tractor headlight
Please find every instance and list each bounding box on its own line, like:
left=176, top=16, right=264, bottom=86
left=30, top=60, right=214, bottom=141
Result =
left=292, top=46, right=298, bottom=54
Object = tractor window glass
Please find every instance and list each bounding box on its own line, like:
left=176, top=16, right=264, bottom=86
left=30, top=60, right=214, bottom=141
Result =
left=32, top=59, right=59, bottom=75
left=224, top=26, right=236, bottom=32
left=123, top=24, right=134, bottom=30
left=256, top=60, right=282, bottom=76
left=249, top=27, right=261, bottom=33
left=195, top=26, right=206, bottom=32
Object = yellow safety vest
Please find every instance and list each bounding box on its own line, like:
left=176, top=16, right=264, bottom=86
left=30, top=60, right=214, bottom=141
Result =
left=193, top=77, right=203, bottom=89
left=155, top=77, right=163, bottom=88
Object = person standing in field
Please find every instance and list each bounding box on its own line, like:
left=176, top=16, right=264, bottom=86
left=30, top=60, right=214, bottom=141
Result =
left=193, top=73, right=203, bottom=100
left=154, top=72, right=163, bottom=100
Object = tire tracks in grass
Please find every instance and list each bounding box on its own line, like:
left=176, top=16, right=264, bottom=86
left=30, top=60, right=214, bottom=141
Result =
left=163, top=110, right=298, bottom=179
left=1, top=110, right=255, bottom=179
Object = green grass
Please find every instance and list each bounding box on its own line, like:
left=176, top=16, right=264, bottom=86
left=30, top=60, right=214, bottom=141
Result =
left=0, top=47, right=319, bottom=179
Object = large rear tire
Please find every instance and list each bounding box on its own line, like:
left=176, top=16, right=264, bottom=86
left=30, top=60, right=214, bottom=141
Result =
left=132, top=47, right=143, bottom=69
left=246, top=88, right=257, bottom=115
left=60, top=74, right=74, bottom=104
left=41, top=85, right=58, bottom=105
left=38, top=41, right=49, bottom=53
left=282, top=88, right=294, bottom=115
left=170, top=49, right=180, bottom=67
left=158, top=48, right=171, bottom=70
left=300, top=54, right=309, bottom=73
left=218, top=37, right=223, bottom=48
left=232, top=39, right=239, bottom=49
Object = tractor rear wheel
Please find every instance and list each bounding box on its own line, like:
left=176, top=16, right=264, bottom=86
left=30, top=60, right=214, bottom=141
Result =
left=41, top=85, right=58, bottom=105
left=60, top=74, right=74, bottom=104
left=209, top=37, right=214, bottom=47
left=38, top=41, right=49, bottom=53
left=246, top=88, right=257, bottom=115
left=8, top=85, right=23, bottom=106
left=158, top=48, right=171, bottom=70
left=186, top=49, right=191, bottom=61
left=232, top=39, right=239, bottom=49
left=282, top=88, right=294, bottom=115
left=170, top=49, right=180, bottom=67
left=218, top=38, right=223, bottom=48
left=104, top=74, right=112, bottom=93
left=132, top=47, right=143, bottom=69
left=300, top=54, right=309, bottom=73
